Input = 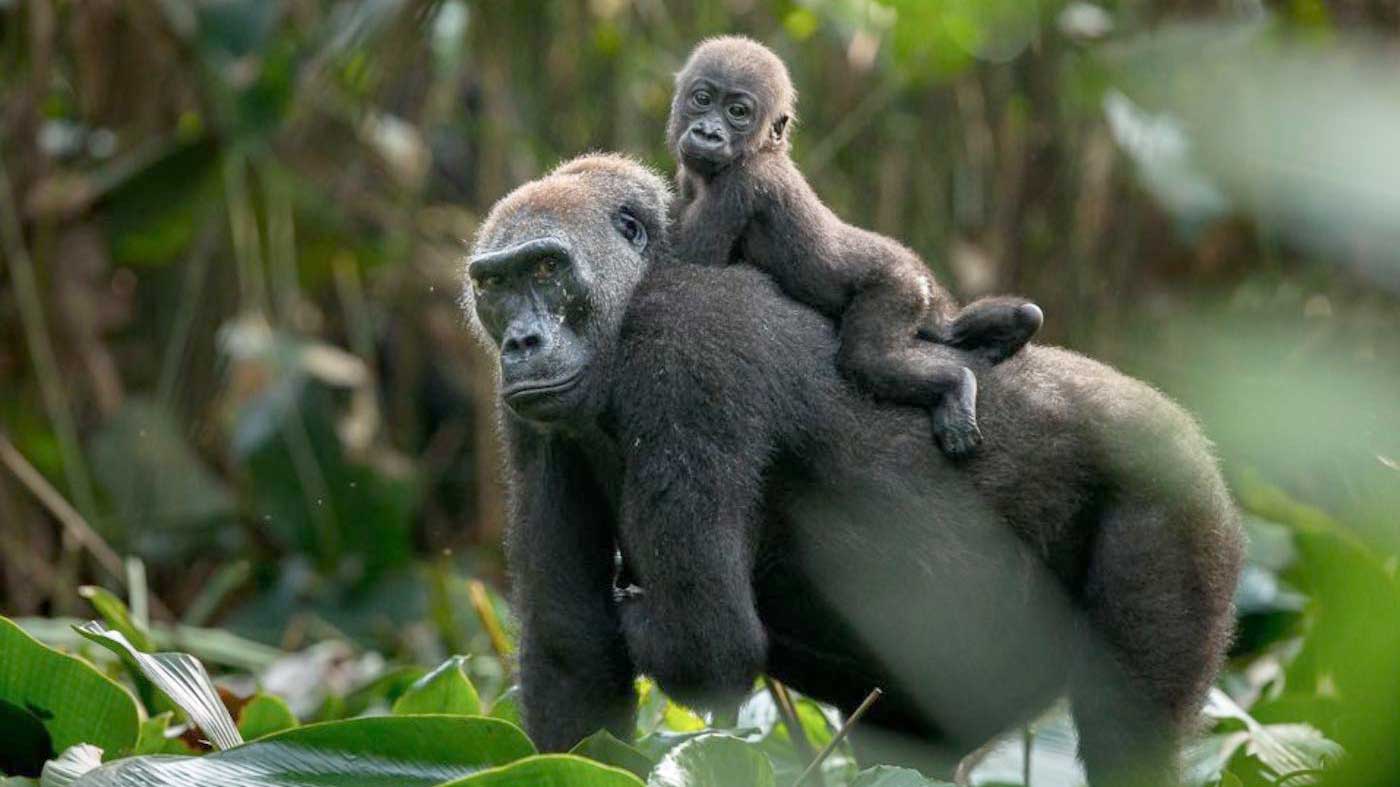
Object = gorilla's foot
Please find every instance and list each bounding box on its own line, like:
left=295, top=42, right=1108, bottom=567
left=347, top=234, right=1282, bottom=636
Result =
left=933, top=405, right=982, bottom=459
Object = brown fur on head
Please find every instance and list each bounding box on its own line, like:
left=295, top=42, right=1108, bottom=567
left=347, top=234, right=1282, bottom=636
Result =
left=667, top=36, right=797, bottom=175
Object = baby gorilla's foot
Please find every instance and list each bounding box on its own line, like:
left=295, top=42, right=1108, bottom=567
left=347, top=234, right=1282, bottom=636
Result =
left=933, top=404, right=982, bottom=459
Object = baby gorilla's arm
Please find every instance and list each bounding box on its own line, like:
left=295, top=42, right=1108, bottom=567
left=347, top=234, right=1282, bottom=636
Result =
left=673, top=168, right=756, bottom=268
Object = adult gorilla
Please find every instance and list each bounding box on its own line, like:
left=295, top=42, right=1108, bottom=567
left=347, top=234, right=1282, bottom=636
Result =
left=463, top=154, right=1243, bottom=786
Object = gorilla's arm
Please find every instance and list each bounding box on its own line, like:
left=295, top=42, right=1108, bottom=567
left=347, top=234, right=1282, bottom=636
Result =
left=504, top=427, right=635, bottom=750
left=672, top=167, right=754, bottom=268
left=613, top=394, right=770, bottom=712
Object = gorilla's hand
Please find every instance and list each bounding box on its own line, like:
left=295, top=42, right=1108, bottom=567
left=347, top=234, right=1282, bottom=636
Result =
left=617, top=581, right=765, bottom=715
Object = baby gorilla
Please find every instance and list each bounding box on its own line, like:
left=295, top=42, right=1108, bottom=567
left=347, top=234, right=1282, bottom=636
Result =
left=669, top=37, right=1043, bottom=457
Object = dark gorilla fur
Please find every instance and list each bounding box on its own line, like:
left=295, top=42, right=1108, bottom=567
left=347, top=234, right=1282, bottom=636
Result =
left=668, top=37, right=1044, bottom=458
left=465, top=154, right=1244, bottom=786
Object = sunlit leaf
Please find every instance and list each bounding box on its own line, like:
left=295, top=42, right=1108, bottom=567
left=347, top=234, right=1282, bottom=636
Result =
left=645, top=734, right=774, bottom=787
left=392, top=656, right=481, bottom=716
left=40, top=745, right=103, bottom=787
left=68, top=716, right=533, bottom=787
left=440, top=754, right=643, bottom=786
left=74, top=621, right=241, bottom=750
left=1206, top=689, right=1343, bottom=777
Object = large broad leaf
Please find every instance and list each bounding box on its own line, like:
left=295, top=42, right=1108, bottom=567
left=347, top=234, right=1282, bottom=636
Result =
left=74, top=621, right=242, bottom=750
left=0, top=616, right=140, bottom=761
left=392, top=656, right=480, bottom=716
left=646, top=734, right=774, bottom=787
left=850, top=765, right=955, bottom=786
left=67, top=716, right=533, bottom=787
left=571, top=730, right=656, bottom=779
left=439, top=754, right=644, bottom=786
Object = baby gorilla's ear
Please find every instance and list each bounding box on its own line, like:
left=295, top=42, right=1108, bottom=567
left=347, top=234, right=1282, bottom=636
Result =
left=771, top=114, right=790, bottom=142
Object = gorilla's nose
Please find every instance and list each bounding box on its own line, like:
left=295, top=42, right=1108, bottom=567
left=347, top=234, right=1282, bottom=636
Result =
left=688, top=124, right=724, bottom=147
left=502, top=327, right=546, bottom=364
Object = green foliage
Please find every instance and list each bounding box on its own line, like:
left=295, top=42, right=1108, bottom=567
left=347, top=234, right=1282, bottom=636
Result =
left=439, top=755, right=644, bottom=786
left=0, top=618, right=140, bottom=764
left=61, top=717, right=534, bottom=787
left=646, top=734, right=775, bottom=787
left=235, top=695, right=298, bottom=741
left=571, top=730, right=657, bottom=779
left=0, top=0, right=1396, bottom=784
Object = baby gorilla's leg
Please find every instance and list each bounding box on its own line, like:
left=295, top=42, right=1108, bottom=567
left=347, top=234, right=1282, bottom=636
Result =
left=942, top=296, right=1044, bottom=364
left=837, top=278, right=983, bottom=458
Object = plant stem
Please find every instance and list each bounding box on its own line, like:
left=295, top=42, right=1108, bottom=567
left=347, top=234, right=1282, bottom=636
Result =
left=795, top=687, right=882, bottom=786
left=0, top=155, right=100, bottom=523
left=468, top=579, right=513, bottom=664
left=766, top=676, right=823, bottom=787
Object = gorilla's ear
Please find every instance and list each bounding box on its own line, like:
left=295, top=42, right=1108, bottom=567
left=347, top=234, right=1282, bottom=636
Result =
left=771, top=114, right=790, bottom=142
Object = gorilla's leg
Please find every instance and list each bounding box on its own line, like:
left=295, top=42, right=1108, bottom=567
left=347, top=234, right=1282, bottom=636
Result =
left=836, top=274, right=984, bottom=458
left=1071, top=501, right=1237, bottom=787
left=507, top=436, right=637, bottom=751
left=613, top=402, right=771, bottom=713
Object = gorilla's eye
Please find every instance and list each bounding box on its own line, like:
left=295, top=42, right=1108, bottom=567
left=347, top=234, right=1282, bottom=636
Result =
left=692, top=89, right=712, bottom=108
left=727, top=103, right=750, bottom=121
left=613, top=208, right=648, bottom=250
left=475, top=274, right=499, bottom=292
left=533, top=257, right=559, bottom=280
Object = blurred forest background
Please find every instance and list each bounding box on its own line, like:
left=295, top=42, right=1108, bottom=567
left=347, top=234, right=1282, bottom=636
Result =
left=1, top=0, right=1398, bottom=783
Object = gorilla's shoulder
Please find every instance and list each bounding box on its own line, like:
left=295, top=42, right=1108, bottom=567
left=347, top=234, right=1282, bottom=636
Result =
left=625, top=263, right=836, bottom=358
left=616, top=263, right=845, bottom=418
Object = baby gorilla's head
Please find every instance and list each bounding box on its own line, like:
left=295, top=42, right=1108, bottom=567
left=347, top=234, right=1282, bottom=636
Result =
left=667, top=36, right=796, bottom=175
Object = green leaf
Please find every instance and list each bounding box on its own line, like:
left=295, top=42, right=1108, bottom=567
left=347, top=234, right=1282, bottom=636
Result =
left=439, top=754, right=644, bottom=786
left=645, top=734, right=774, bottom=787
left=850, top=765, right=956, bottom=786
left=392, top=656, right=481, bottom=716
left=236, top=694, right=298, bottom=740
left=571, top=730, right=656, bottom=779
left=0, top=616, right=140, bottom=759
left=1205, top=689, right=1343, bottom=777
left=69, top=716, right=534, bottom=787
left=133, top=713, right=191, bottom=756
left=76, top=588, right=154, bottom=653
left=487, top=686, right=521, bottom=727
left=75, top=588, right=172, bottom=717
left=0, top=699, right=54, bottom=777
left=74, top=621, right=242, bottom=750
left=40, top=745, right=103, bottom=787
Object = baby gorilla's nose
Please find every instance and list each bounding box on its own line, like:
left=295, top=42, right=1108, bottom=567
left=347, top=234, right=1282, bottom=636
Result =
left=688, top=123, right=724, bottom=146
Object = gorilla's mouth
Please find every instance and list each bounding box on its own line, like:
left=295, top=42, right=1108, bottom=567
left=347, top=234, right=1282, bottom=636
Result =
left=503, top=372, right=582, bottom=404
left=679, top=141, right=733, bottom=173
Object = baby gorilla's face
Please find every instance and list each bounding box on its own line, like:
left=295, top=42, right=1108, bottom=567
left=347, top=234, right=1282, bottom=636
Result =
left=672, top=73, right=763, bottom=174
left=667, top=38, right=795, bottom=177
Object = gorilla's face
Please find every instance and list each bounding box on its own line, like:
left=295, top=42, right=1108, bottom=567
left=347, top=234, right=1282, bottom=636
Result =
left=467, top=157, right=666, bottom=424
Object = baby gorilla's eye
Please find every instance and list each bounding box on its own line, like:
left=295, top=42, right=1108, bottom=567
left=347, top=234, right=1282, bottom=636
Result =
left=727, top=103, right=750, bottom=121
left=475, top=274, right=499, bottom=292
left=533, top=257, right=559, bottom=280
left=692, top=89, right=712, bottom=107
